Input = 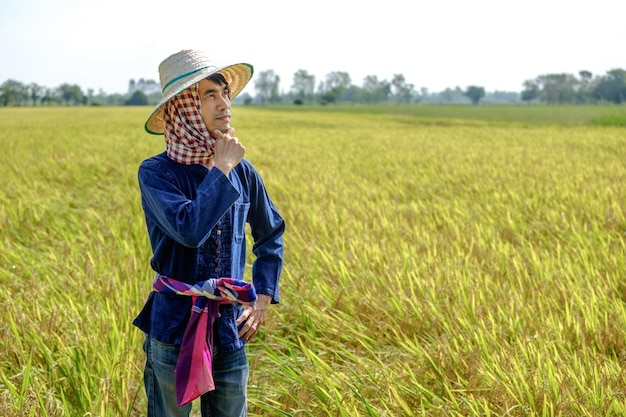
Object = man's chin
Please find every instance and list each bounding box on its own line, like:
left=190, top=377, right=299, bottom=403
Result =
left=215, top=124, right=231, bottom=133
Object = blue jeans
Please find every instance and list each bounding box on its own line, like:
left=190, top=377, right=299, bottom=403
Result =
left=143, top=337, right=249, bottom=417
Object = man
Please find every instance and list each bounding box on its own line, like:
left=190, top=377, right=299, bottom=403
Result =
left=133, top=49, right=285, bottom=417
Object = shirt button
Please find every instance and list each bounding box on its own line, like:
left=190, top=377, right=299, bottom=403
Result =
left=216, top=249, right=221, bottom=254
left=215, top=240, right=221, bottom=245
left=214, top=268, right=220, bottom=273
left=216, top=221, right=221, bottom=226
left=215, top=258, right=220, bottom=264
left=216, top=230, right=222, bottom=236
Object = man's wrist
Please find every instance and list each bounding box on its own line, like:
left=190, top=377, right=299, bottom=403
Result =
left=255, top=294, right=272, bottom=309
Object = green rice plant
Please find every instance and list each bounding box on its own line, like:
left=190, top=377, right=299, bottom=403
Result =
left=590, top=113, right=626, bottom=127
left=0, top=105, right=625, bottom=416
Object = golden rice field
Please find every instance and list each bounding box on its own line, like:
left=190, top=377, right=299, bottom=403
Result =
left=0, top=104, right=625, bottom=416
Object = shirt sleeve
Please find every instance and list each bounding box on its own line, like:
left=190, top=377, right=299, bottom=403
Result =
left=138, top=158, right=241, bottom=248
left=245, top=163, right=285, bottom=303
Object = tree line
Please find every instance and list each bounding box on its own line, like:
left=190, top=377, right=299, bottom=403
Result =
left=0, top=78, right=161, bottom=107
left=1, top=67, right=625, bottom=107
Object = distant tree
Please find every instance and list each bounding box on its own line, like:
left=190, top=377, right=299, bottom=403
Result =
left=0, top=79, right=27, bottom=106
left=438, top=87, right=467, bottom=103
left=593, top=69, right=626, bottom=104
left=291, top=69, right=315, bottom=103
left=236, top=92, right=253, bottom=105
left=254, top=70, right=280, bottom=104
left=362, top=75, right=390, bottom=104
left=41, top=88, right=59, bottom=105
left=521, top=79, right=540, bottom=103
left=105, top=93, right=126, bottom=105
left=415, top=87, right=429, bottom=103
left=125, top=90, right=148, bottom=105
left=577, top=70, right=594, bottom=103
left=537, top=73, right=578, bottom=104
left=27, top=83, right=44, bottom=105
left=320, top=71, right=352, bottom=103
left=85, top=88, right=95, bottom=105
left=439, top=88, right=453, bottom=103
left=464, top=85, right=485, bottom=105
left=319, top=93, right=335, bottom=105
left=58, top=83, right=85, bottom=105
left=343, top=85, right=364, bottom=102
left=89, top=88, right=108, bottom=106
left=485, top=90, right=520, bottom=102
left=391, top=74, right=416, bottom=103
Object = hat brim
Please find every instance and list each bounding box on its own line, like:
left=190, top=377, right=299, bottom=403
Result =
left=144, top=63, right=253, bottom=135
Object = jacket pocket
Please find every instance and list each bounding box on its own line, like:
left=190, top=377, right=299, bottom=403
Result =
left=215, top=304, right=243, bottom=349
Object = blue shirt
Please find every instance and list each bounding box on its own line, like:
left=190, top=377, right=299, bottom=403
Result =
left=132, top=152, right=285, bottom=351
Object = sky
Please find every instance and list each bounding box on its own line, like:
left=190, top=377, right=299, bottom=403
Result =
left=1, top=0, right=624, bottom=97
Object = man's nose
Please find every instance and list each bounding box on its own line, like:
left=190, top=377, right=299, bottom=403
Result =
left=217, top=95, right=230, bottom=109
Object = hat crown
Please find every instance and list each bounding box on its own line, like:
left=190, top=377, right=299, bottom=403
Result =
left=145, top=49, right=253, bottom=135
left=158, top=49, right=217, bottom=97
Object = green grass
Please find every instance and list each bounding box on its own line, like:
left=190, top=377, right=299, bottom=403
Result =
left=0, top=105, right=625, bottom=416
left=254, top=103, right=626, bottom=126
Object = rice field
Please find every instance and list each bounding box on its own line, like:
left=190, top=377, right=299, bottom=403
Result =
left=0, top=104, right=625, bottom=416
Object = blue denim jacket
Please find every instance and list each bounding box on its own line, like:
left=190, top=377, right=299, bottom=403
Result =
left=132, top=152, right=285, bottom=351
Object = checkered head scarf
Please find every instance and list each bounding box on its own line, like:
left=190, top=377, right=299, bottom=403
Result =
left=163, top=83, right=215, bottom=166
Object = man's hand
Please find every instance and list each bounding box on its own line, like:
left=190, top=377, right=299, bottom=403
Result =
left=212, top=128, right=245, bottom=175
left=237, top=294, right=272, bottom=342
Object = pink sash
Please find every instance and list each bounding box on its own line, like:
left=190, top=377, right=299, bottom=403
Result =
left=152, top=275, right=257, bottom=406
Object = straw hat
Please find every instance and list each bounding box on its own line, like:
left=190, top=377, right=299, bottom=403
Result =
left=145, top=49, right=253, bottom=134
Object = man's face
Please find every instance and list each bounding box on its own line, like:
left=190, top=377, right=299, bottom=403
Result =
left=198, top=78, right=231, bottom=135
